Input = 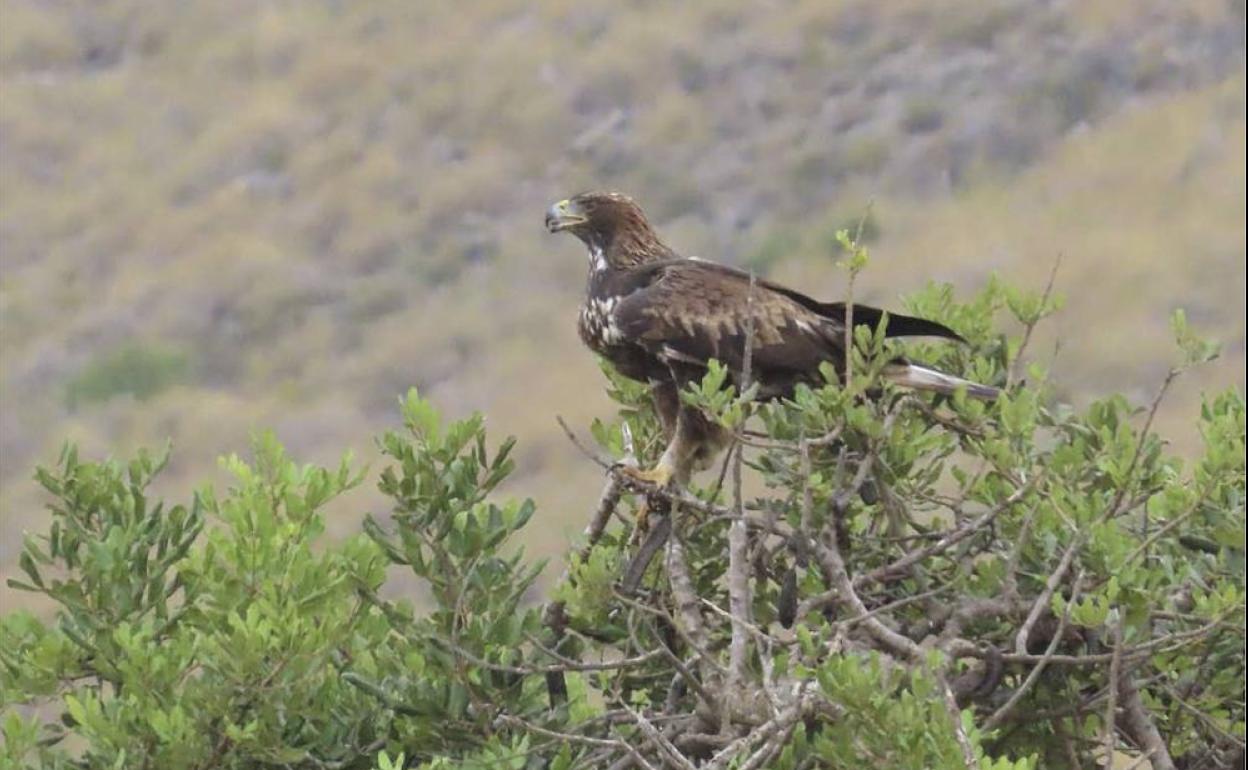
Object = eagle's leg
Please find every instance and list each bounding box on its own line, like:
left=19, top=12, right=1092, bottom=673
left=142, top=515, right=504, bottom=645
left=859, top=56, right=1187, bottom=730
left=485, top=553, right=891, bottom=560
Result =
left=618, top=382, right=682, bottom=536
left=618, top=404, right=731, bottom=489
left=619, top=411, right=691, bottom=535
left=620, top=383, right=733, bottom=532
left=617, top=417, right=687, bottom=489
left=650, top=380, right=681, bottom=441
left=622, top=380, right=683, bottom=483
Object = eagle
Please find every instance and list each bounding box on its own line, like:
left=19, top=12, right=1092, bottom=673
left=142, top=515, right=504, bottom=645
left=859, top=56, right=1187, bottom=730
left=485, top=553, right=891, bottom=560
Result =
left=546, top=191, right=998, bottom=490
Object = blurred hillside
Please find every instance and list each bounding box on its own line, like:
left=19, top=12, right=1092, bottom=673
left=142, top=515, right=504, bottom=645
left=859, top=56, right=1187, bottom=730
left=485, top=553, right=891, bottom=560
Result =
left=1, top=0, right=1244, bottom=609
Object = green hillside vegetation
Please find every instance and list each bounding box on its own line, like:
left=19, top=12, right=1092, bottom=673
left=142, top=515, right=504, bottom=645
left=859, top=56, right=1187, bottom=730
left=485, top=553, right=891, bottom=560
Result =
left=0, top=0, right=1244, bottom=615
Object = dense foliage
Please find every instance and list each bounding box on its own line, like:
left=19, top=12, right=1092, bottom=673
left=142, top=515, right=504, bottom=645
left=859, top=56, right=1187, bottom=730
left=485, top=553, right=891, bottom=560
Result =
left=2, top=271, right=1244, bottom=769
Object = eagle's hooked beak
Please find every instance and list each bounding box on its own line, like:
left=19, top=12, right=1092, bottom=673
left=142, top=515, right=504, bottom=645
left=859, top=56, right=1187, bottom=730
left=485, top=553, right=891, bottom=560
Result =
left=545, top=199, right=587, bottom=233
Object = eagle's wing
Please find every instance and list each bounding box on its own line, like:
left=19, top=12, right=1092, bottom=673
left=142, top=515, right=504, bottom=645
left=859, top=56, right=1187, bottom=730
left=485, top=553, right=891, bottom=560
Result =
left=611, top=260, right=840, bottom=384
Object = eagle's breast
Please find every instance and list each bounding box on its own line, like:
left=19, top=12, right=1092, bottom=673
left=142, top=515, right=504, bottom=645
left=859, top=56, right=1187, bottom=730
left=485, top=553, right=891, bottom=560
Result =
left=578, top=295, right=624, bottom=353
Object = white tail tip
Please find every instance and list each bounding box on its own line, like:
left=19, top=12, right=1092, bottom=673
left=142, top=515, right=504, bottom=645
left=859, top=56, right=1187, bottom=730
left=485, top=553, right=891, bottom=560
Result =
left=883, top=362, right=1000, bottom=400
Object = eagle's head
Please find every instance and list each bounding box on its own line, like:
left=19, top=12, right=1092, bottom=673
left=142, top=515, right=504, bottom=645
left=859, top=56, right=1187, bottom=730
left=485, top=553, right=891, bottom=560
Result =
left=546, top=191, right=674, bottom=268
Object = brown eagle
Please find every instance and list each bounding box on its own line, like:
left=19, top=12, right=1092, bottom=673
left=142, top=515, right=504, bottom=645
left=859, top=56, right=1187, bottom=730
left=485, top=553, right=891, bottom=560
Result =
left=546, top=191, right=998, bottom=489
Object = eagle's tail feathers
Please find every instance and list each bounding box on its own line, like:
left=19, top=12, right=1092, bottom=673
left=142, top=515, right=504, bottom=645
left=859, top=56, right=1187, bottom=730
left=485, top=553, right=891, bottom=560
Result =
left=883, top=362, right=1000, bottom=400
left=820, top=303, right=966, bottom=342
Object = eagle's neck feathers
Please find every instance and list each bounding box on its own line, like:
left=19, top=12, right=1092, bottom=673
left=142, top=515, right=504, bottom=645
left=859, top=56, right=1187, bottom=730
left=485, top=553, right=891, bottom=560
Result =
left=586, top=225, right=675, bottom=275
left=588, top=244, right=608, bottom=275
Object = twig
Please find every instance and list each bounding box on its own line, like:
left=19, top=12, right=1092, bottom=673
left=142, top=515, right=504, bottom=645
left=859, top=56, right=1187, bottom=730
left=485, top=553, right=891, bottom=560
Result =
left=727, top=451, right=752, bottom=693
left=858, top=476, right=1037, bottom=590
left=1001, top=673, right=1169, bottom=727
left=614, top=591, right=723, bottom=709
left=542, top=474, right=625, bottom=705
left=430, top=634, right=664, bottom=675
left=839, top=207, right=872, bottom=392
left=556, top=415, right=614, bottom=469
left=1161, top=684, right=1245, bottom=749
left=737, top=699, right=806, bottom=770
left=621, top=704, right=699, bottom=770
left=1101, top=365, right=1182, bottom=526
left=1008, top=253, right=1061, bottom=389
left=807, top=529, right=923, bottom=662
left=698, top=596, right=789, bottom=649
left=703, top=686, right=809, bottom=770
left=797, top=583, right=953, bottom=625
left=1122, top=504, right=1201, bottom=569
left=793, top=412, right=924, bottom=664
left=497, top=714, right=661, bottom=770
left=1053, top=715, right=1086, bottom=770
left=1003, top=505, right=1038, bottom=599
left=937, top=672, right=979, bottom=769
left=983, top=571, right=1085, bottom=731
left=911, top=399, right=988, bottom=439
left=828, top=397, right=909, bottom=531
left=1016, top=497, right=1081, bottom=656
left=940, top=596, right=1020, bottom=643
left=975, top=610, right=1235, bottom=667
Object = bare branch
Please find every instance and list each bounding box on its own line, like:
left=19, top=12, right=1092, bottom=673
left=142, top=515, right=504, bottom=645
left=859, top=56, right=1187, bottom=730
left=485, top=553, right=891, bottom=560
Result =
left=665, top=533, right=711, bottom=654
left=937, top=672, right=978, bottom=769
left=807, top=531, right=923, bottom=662
left=726, top=272, right=759, bottom=698
left=859, top=476, right=1037, bottom=590
left=621, top=704, right=699, bottom=770
left=1103, top=612, right=1125, bottom=764
left=621, top=514, right=672, bottom=595
left=1016, top=499, right=1081, bottom=656
left=984, top=571, right=1085, bottom=731
left=1053, top=716, right=1086, bottom=770
left=727, top=446, right=752, bottom=696
left=699, top=596, right=789, bottom=649
left=1119, top=674, right=1178, bottom=770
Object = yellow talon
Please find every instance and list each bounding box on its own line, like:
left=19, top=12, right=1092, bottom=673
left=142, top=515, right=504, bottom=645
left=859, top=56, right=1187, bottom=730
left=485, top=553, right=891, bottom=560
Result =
left=618, top=463, right=675, bottom=489
left=616, top=455, right=678, bottom=543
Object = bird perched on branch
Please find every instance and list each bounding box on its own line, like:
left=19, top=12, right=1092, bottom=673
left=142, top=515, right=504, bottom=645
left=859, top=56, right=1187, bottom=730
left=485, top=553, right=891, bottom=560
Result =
left=546, top=191, right=998, bottom=490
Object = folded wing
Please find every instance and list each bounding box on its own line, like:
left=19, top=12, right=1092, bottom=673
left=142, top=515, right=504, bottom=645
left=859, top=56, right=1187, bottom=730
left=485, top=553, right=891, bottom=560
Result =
left=610, top=259, right=983, bottom=398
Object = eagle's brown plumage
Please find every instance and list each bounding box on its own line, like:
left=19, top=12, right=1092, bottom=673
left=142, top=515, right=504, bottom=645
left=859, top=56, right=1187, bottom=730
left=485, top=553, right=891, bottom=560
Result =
left=547, top=191, right=998, bottom=488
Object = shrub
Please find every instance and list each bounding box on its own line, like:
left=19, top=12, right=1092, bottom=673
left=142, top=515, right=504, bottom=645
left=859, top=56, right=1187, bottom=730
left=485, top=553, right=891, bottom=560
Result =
left=64, top=343, right=188, bottom=409
left=3, top=259, right=1244, bottom=769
